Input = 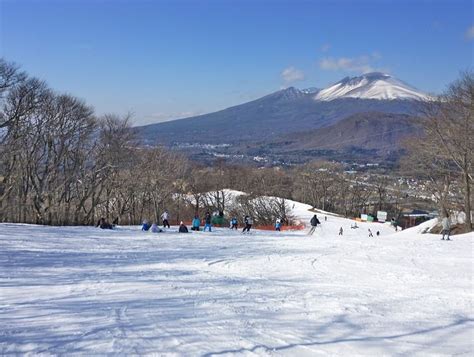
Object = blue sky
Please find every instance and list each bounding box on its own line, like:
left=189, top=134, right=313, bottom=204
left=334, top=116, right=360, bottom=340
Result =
left=1, top=0, right=473, bottom=125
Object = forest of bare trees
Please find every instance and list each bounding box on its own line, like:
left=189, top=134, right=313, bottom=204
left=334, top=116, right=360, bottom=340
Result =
left=1, top=59, right=472, bottom=231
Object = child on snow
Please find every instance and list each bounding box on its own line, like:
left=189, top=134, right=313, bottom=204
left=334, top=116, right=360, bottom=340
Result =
left=178, top=221, right=189, bottom=233
left=191, top=215, right=201, bottom=231
left=151, top=223, right=162, bottom=233
left=275, top=218, right=282, bottom=231
left=141, top=220, right=151, bottom=231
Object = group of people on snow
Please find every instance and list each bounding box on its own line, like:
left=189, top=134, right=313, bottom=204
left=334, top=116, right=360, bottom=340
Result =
left=308, top=214, right=382, bottom=238
left=134, top=210, right=263, bottom=234
left=97, top=210, right=454, bottom=241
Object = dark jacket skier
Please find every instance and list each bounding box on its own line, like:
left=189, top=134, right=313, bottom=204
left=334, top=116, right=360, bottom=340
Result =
left=308, top=215, right=320, bottom=235
left=242, top=215, right=253, bottom=233
left=310, top=215, right=320, bottom=227
left=203, top=212, right=212, bottom=232
left=179, top=221, right=189, bottom=233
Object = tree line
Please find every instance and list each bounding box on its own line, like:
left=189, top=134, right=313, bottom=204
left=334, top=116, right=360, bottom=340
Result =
left=0, top=59, right=472, bottom=231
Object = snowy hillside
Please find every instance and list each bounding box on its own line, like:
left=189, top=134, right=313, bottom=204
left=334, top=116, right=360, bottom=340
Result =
left=1, top=202, right=473, bottom=355
left=314, top=72, right=431, bottom=101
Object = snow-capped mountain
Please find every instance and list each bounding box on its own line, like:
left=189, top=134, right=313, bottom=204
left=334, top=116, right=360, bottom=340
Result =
left=314, top=72, right=431, bottom=101
left=301, top=87, right=320, bottom=95
left=138, top=72, right=432, bottom=163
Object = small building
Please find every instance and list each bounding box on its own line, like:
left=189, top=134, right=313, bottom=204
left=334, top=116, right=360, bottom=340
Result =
left=400, top=209, right=434, bottom=229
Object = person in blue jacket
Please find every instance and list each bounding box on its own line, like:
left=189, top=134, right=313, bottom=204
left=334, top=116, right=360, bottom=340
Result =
left=275, top=218, right=282, bottom=231
left=230, top=217, right=238, bottom=230
left=141, top=220, right=151, bottom=231
left=191, top=215, right=201, bottom=231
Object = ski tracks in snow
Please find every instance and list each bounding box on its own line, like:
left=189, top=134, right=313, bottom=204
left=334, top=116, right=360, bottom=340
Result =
left=0, top=223, right=473, bottom=355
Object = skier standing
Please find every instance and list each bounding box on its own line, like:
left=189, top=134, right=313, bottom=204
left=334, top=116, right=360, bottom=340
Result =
left=242, top=215, right=253, bottom=233
left=230, top=217, right=238, bottom=230
left=308, top=214, right=320, bottom=235
left=275, top=218, right=282, bottom=231
left=368, top=228, right=373, bottom=237
left=191, top=215, right=201, bottom=231
left=161, top=210, right=170, bottom=228
left=339, top=227, right=343, bottom=236
left=441, top=215, right=451, bottom=240
left=203, top=212, right=212, bottom=232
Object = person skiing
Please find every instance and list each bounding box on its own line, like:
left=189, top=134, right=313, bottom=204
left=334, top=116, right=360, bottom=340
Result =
left=242, top=215, right=253, bottom=233
left=191, top=215, right=201, bottom=231
left=275, top=218, right=282, bottom=231
left=161, top=210, right=170, bottom=228
left=441, top=215, right=451, bottom=240
left=178, top=221, right=189, bottom=233
left=339, top=227, right=343, bottom=236
left=368, top=228, right=373, bottom=237
left=141, top=220, right=151, bottom=231
left=203, top=211, right=212, bottom=232
left=376, top=231, right=380, bottom=237
left=230, top=217, right=238, bottom=230
left=308, top=214, right=320, bottom=235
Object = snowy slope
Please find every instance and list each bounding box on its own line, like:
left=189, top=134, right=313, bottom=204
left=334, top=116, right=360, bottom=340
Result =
left=1, top=204, right=473, bottom=355
left=314, top=72, right=431, bottom=101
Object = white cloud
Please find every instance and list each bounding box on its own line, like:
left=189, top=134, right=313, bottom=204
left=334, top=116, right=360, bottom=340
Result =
left=280, top=66, right=305, bottom=83
left=466, top=25, right=474, bottom=40
left=319, top=54, right=382, bottom=74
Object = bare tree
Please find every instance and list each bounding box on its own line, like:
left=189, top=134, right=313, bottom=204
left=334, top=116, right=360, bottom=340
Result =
left=404, top=71, right=473, bottom=231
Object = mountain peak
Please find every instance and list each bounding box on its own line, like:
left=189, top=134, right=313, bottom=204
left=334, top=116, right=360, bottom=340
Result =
left=314, top=72, right=430, bottom=101
left=262, top=86, right=304, bottom=101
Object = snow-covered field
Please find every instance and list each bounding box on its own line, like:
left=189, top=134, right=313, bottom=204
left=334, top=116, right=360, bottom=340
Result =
left=1, top=203, right=473, bottom=355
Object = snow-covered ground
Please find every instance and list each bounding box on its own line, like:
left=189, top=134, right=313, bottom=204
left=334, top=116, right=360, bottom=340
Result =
left=1, top=202, right=473, bottom=355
